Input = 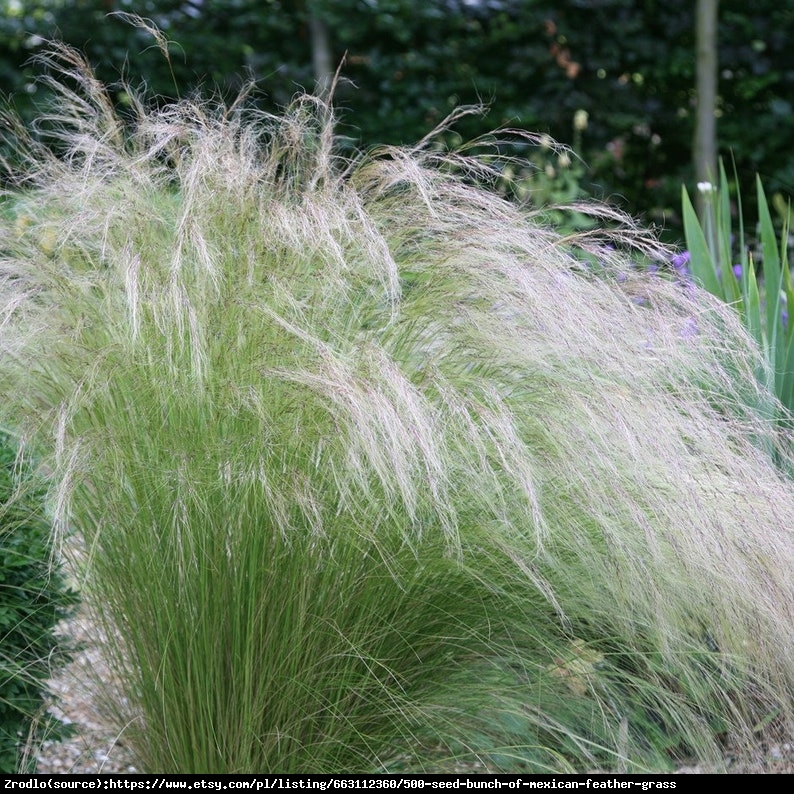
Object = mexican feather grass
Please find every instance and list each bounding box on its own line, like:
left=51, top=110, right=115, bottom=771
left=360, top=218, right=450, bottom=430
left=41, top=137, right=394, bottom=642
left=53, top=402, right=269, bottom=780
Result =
left=1, top=44, right=794, bottom=772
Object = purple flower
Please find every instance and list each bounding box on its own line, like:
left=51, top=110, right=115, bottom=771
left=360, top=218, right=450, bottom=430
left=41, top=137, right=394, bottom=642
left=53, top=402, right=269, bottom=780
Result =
left=671, top=251, right=690, bottom=273
left=733, top=264, right=742, bottom=279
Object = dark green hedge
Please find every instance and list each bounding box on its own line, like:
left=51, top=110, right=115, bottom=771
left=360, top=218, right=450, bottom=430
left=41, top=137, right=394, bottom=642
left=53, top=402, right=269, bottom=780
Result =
left=1, top=1, right=793, bottom=235
left=0, top=431, right=77, bottom=773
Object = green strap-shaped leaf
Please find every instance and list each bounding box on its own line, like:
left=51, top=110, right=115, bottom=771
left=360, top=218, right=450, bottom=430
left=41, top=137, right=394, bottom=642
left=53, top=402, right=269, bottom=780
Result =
left=777, top=328, right=794, bottom=409
left=716, top=163, right=741, bottom=304
left=745, top=256, right=765, bottom=354
left=682, top=186, right=721, bottom=296
left=757, top=176, right=782, bottom=380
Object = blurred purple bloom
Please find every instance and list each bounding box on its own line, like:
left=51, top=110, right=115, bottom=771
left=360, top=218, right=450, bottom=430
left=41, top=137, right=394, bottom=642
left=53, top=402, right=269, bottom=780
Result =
left=733, top=264, right=742, bottom=279
left=671, top=251, right=690, bottom=273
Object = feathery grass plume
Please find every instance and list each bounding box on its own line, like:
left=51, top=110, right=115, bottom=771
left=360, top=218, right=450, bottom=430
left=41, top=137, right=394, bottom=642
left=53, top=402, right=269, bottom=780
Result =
left=1, top=42, right=794, bottom=772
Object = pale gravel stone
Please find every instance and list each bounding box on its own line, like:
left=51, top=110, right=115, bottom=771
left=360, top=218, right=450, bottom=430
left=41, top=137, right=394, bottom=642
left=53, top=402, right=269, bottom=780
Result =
left=34, top=605, right=138, bottom=774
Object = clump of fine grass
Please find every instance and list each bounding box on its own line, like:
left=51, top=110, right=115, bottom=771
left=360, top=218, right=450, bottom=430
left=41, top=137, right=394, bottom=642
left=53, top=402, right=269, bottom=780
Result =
left=1, top=42, right=794, bottom=773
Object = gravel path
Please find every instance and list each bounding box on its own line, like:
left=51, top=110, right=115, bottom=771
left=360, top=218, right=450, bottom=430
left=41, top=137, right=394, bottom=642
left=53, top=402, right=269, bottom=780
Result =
left=35, top=605, right=138, bottom=774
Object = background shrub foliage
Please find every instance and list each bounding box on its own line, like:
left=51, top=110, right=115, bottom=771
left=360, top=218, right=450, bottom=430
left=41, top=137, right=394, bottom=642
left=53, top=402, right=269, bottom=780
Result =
left=1, top=0, right=793, bottom=235
left=0, top=431, right=76, bottom=773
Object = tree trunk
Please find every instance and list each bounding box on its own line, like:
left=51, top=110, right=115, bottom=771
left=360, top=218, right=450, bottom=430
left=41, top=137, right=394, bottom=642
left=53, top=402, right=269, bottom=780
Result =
left=694, top=0, right=719, bottom=217
left=308, top=7, right=333, bottom=94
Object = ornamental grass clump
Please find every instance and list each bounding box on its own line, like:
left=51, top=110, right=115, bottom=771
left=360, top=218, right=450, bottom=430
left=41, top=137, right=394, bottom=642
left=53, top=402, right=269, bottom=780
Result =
left=1, top=43, right=794, bottom=773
